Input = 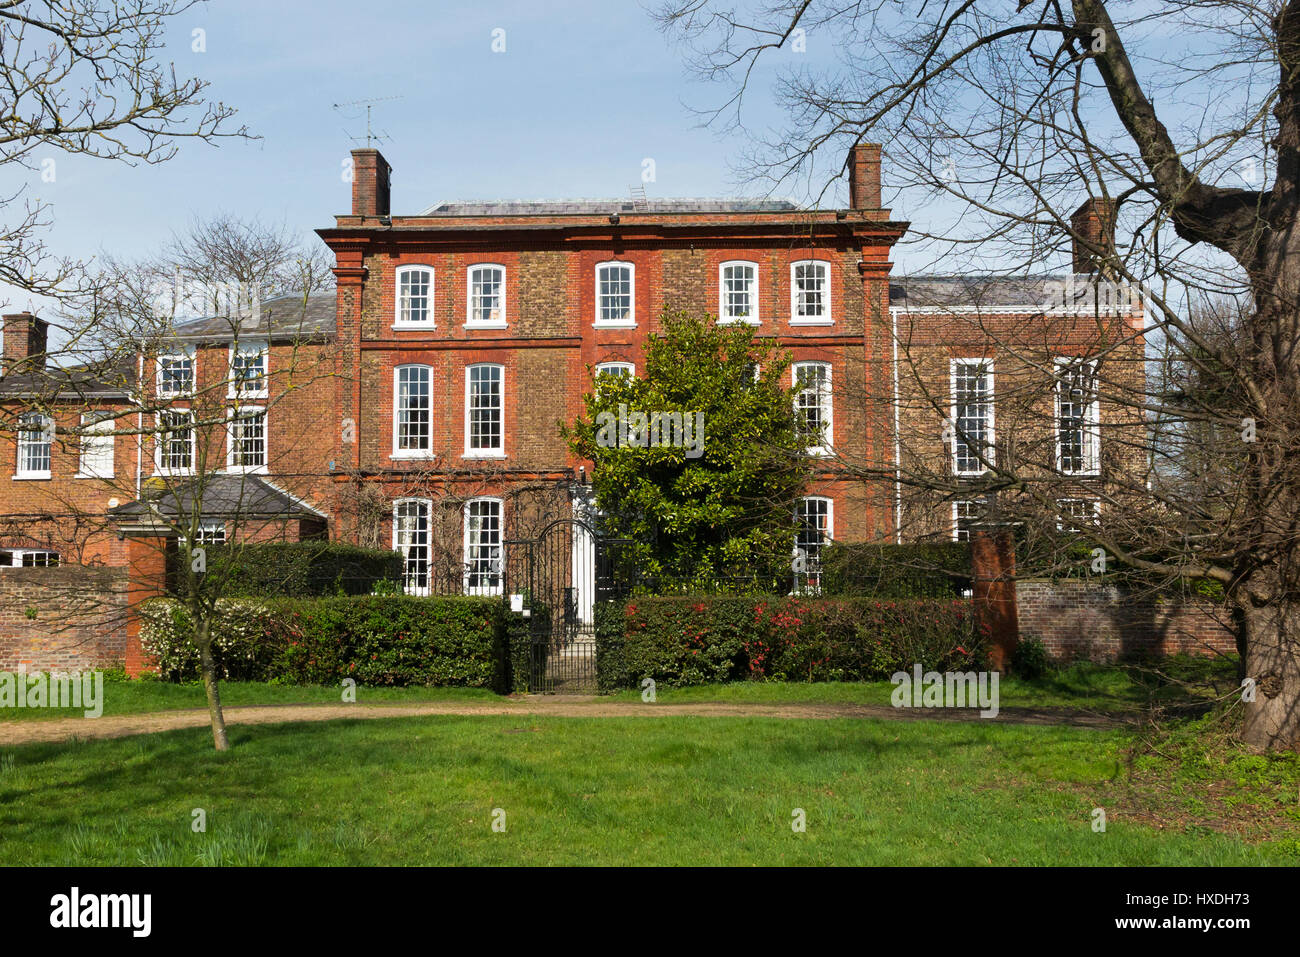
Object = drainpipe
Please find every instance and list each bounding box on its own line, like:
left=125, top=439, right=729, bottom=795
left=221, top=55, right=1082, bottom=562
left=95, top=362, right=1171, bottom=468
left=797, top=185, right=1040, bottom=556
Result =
left=890, top=306, right=903, bottom=544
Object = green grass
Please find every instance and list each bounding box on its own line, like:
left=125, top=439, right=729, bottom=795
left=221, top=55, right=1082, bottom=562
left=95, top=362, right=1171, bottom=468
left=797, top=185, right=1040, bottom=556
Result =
left=607, top=656, right=1241, bottom=712
left=0, top=674, right=502, bottom=721
left=1, top=712, right=1295, bottom=865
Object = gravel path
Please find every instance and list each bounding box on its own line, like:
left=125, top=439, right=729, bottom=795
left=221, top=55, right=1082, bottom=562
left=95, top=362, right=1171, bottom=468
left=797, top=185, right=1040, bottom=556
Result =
left=0, top=697, right=1131, bottom=746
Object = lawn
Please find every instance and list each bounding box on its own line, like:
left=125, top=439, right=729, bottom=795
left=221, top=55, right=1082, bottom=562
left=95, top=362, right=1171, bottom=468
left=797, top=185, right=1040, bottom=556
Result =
left=1, top=710, right=1296, bottom=865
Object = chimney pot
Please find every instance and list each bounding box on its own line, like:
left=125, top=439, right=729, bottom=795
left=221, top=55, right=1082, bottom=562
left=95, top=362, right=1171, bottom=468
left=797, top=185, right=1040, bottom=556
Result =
left=351, top=148, right=392, bottom=218
left=1071, top=197, right=1117, bottom=275
left=1, top=311, right=48, bottom=376
left=849, top=142, right=883, bottom=209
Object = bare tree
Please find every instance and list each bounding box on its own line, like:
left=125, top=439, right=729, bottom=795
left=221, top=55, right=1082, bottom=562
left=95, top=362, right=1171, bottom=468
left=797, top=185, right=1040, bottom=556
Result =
left=656, top=0, right=1300, bottom=750
left=0, top=0, right=247, bottom=303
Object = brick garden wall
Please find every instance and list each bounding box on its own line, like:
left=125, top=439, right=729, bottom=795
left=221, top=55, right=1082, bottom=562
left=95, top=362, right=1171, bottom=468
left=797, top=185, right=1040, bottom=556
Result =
left=0, top=565, right=128, bottom=671
left=1016, top=579, right=1236, bottom=661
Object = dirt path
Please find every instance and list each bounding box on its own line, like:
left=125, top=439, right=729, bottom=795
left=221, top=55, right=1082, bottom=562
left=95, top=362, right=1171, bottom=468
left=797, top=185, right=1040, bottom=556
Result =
left=0, top=697, right=1132, bottom=746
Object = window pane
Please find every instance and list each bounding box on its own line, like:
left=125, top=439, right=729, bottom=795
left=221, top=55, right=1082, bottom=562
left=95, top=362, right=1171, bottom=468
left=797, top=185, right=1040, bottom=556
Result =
left=18, top=413, right=52, bottom=474
left=598, top=265, right=632, bottom=322
left=399, top=268, right=432, bottom=323
left=469, top=266, right=504, bottom=323
left=396, top=367, right=431, bottom=451
left=160, top=355, right=193, bottom=394
left=723, top=263, right=755, bottom=320
left=160, top=412, right=192, bottom=471
left=395, top=500, right=430, bottom=592
left=467, top=365, right=503, bottom=452
left=80, top=414, right=114, bottom=477
left=794, top=363, right=830, bottom=449
left=465, top=499, right=502, bottom=592
left=1058, top=362, right=1097, bottom=474
left=231, top=346, right=267, bottom=394
left=230, top=410, right=266, bottom=468
left=954, top=363, right=991, bottom=474
left=794, top=263, right=827, bottom=318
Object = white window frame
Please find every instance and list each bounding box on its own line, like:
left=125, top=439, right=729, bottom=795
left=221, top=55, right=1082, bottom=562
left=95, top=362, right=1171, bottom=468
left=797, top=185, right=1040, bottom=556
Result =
left=794, top=495, right=833, bottom=589
left=0, top=549, right=59, bottom=567
left=790, top=260, right=832, bottom=325
left=595, top=361, right=635, bottom=378
left=393, top=498, right=432, bottom=596
left=463, top=497, right=504, bottom=596
left=228, top=341, right=269, bottom=399
left=392, top=364, right=434, bottom=459
left=1055, top=358, right=1100, bottom=476
left=76, top=412, right=115, bottom=479
left=793, top=361, right=833, bottom=457
left=595, top=261, right=636, bottom=327
left=15, top=412, right=53, bottom=480
left=950, top=359, right=995, bottom=477
left=155, top=409, right=195, bottom=475
left=226, top=406, right=268, bottom=473
left=719, top=260, right=760, bottom=324
left=1057, top=498, right=1100, bottom=532
left=952, top=500, right=984, bottom=542
left=466, top=264, right=507, bottom=328
left=464, top=362, right=505, bottom=458
left=156, top=348, right=195, bottom=398
left=394, top=264, right=435, bottom=328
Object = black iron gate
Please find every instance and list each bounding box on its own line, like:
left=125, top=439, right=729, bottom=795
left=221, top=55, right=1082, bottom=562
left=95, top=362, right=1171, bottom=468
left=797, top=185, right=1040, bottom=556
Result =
left=504, top=519, right=628, bottom=693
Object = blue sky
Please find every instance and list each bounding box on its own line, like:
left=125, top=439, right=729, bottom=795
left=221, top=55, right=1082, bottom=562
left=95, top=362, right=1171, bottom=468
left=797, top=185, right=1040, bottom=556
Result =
left=1, top=0, right=853, bottom=315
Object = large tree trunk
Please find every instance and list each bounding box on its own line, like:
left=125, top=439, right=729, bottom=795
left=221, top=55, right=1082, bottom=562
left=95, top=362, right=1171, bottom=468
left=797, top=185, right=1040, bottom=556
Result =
left=1240, top=600, right=1300, bottom=751
left=195, top=615, right=230, bottom=752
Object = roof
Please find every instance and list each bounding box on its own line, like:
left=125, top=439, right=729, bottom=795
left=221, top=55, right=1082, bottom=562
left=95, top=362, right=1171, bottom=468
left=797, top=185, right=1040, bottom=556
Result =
left=889, top=273, right=1143, bottom=312
left=0, top=353, right=136, bottom=399
left=108, top=473, right=327, bottom=522
left=418, top=198, right=802, bottom=217
left=167, top=292, right=336, bottom=342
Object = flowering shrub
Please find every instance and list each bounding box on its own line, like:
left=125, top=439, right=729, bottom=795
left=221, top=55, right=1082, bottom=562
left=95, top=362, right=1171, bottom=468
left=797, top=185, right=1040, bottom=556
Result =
left=140, top=596, right=513, bottom=689
left=597, top=595, right=982, bottom=689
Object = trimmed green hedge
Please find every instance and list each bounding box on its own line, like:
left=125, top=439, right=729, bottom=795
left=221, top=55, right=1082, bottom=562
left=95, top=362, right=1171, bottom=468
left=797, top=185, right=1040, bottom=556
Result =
left=195, top=542, right=404, bottom=598
left=597, top=595, right=981, bottom=689
left=141, top=595, right=519, bottom=691
left=820, top=542, right=971, bottom=598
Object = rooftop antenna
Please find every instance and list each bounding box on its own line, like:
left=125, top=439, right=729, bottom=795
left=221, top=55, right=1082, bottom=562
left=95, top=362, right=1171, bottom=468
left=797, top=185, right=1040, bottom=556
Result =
left=332, top=95, right=404, bottom=147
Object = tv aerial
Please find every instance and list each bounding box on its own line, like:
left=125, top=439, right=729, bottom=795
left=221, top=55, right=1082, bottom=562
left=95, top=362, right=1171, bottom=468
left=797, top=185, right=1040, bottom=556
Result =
left=332, top=95, right=403, bottom=147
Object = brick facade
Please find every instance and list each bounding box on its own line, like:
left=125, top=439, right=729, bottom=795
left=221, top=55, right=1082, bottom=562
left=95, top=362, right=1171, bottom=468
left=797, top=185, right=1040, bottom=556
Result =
left=0, top=565, right=128, bottom=671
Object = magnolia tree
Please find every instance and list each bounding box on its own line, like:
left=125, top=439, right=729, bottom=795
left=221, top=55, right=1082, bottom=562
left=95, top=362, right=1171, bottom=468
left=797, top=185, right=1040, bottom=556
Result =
left=565, top=308, right=811, bottom=587
left=657, top=0, right=1300, bottom=749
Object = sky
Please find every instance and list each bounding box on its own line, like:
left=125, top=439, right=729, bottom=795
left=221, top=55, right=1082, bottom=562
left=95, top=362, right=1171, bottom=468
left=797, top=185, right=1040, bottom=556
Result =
left=0, top=0, right=854, bottom=316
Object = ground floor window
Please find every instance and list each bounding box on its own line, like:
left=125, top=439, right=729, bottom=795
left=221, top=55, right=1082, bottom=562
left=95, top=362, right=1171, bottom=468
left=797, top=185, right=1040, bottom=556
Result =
left=464, top=498, right=503, bottom=595
left=0, top=549, right=60, bottom=567
left=794, top=496, right=832, bottom=589
left=393, top=499, right=430, bottom=594
left=952, top=500, right=985, bottom=542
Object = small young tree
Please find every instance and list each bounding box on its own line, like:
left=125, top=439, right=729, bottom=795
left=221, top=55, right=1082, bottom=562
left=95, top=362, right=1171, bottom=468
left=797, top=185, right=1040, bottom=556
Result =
left=564, top=307, right=811, bottom=587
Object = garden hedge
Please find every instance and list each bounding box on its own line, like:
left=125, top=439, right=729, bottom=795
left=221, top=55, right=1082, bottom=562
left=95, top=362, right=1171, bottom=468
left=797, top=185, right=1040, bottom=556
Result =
left=180, top=541, right=405, bottom=599
left=595, top=594, right=982, bottom=690
left=819, top=542, right=971, bottom=598
left=141, top=595, right=520, bottom=691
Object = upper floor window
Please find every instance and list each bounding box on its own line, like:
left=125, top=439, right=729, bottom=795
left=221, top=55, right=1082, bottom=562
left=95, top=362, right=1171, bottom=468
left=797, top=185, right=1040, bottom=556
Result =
left=77, top=413, right=114, bottom=479
left=793, top=361, right=833, bottom=456
left=595, top=361, right=634, bottom=379
left=464, top=497, right=503, bottom=595
left=719, top=261, right=759, bottom=323
left=16, top=412, right=53, bottom=478
left=1056, top=359, right=1099, bottom=475
left=595, top=262, right=635, bottom=326
left=157, top=410, right=194, bottom=474
left=227, top=407, right=267, bottom=471
left=394, top=365, right=432, bottom=457
left=395, top=265, right=434, bottom=326
left=158, top=351, right=194, bottom=396
left=467, top=265, right=506, bottom=327
left=393, top=498, right=431, bottom=595
left=951, top=359, right=994, bottom=476
left=229, top=341, right=268, bottom=398
left=791, top=261, right=831, bottom=323
left=465, top=363, right=504, bottom=456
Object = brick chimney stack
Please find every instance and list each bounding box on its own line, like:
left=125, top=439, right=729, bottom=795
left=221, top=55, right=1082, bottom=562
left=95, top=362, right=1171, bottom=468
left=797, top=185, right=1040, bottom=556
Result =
left=1, top=312, right=48, bottom=376
left=351, top=148, right=392, bottom=218
left=1071, top=197, right=1117, bottom=274
left=848, top=142, right=883, bottom=209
